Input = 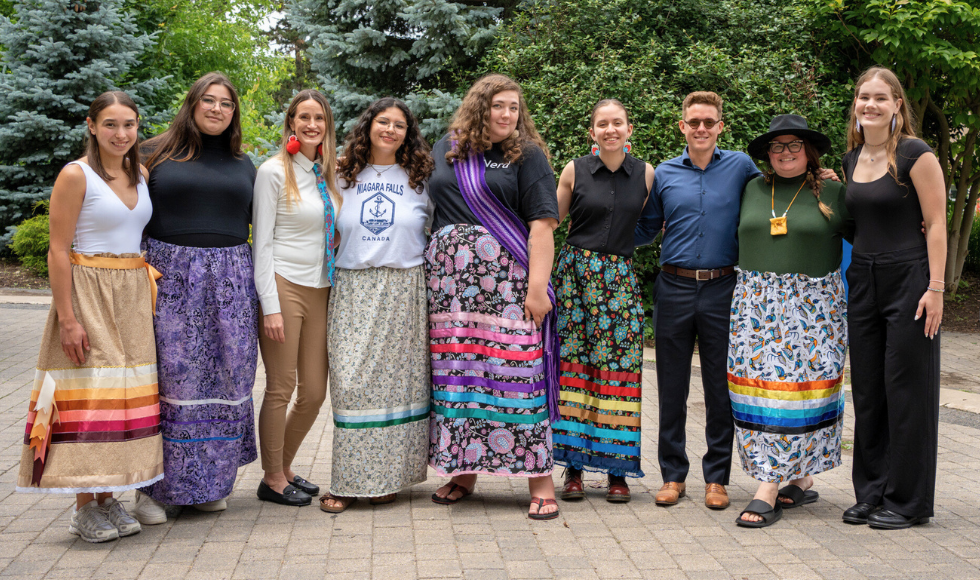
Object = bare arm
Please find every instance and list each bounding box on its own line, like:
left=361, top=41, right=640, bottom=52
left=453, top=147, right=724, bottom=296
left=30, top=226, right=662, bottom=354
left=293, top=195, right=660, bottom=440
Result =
left=641, top=163, right=655, bottom=210
left=556, top=162, right=575, bottom=225
left=47, top=163, right=88, bottom=364
left=524, top=217, right=558, bottom=327
left=910, top=151, right=947, bottom=339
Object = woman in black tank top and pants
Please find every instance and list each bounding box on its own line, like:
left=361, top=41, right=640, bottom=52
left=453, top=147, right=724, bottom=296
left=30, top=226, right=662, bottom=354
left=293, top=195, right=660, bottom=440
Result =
left=842, top=67, right=947, bottom=530
left=552, top=100, right=654, bottom=502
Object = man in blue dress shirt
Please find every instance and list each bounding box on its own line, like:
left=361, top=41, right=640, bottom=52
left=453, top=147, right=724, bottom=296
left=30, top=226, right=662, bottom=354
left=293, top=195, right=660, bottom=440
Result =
left=635, top=91, right=761, bottom=510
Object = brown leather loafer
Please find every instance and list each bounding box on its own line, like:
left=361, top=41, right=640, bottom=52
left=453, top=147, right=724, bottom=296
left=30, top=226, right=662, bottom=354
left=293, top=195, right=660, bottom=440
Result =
left=606, top=475, right=631, bottom=503
left=560, top=469, right=585, bottom=501
left=654, top=482, right=686, bottom=506
left=705, top=483, right=730, bottom=510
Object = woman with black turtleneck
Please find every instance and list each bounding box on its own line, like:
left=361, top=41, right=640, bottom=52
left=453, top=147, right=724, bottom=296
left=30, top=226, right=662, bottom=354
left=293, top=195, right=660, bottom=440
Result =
left=131, top=72, right=259, bottom=525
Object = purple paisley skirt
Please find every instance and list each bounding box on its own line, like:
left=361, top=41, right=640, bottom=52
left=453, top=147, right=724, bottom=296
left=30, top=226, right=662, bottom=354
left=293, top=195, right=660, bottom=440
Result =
left=139, top=238, right=259, bottom=505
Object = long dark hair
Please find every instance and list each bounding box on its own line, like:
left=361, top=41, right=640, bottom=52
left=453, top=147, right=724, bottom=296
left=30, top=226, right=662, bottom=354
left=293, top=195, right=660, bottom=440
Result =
left=143, top=72, right=243, bottom=171
left=86, top=91, right=142, bottom=186
left=762, top=139, right=833, bottom=219
left=338, top=97, right=434, bottom=193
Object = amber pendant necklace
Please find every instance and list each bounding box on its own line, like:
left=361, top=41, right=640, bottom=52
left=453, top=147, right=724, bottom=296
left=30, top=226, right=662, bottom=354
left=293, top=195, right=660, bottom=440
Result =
left=770, top=179, right=806, bottom=236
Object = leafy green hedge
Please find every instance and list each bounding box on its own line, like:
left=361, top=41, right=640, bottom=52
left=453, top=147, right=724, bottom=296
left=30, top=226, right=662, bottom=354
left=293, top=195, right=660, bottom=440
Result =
left=966, top=210, right=980, bottom=274
left=486, top=0, right=853, bottom=326
left=11, top=201, right=49, bottom=277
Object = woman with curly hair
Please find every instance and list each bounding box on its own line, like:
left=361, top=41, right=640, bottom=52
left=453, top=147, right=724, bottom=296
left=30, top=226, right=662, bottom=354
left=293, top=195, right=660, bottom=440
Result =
left=252, top=89, right=340, bottom=507
left=427, top=74, right=562, bottom=520
left=319, top=97, right=434, bottom=513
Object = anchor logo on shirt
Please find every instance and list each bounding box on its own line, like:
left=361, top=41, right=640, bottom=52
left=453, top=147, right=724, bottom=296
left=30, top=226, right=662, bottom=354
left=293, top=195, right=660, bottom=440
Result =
left=360, top=192, right=395, bottom=235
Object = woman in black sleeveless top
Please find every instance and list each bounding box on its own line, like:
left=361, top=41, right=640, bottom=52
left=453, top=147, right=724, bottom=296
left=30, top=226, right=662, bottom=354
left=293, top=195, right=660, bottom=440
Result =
left=842, top=67, right=946, bottom=530
left=552, top=100, right=654, bottom=503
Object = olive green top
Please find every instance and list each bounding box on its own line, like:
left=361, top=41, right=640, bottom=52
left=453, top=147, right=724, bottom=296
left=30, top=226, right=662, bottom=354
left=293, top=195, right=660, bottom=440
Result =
left=737, top=174, right=851, bottom=278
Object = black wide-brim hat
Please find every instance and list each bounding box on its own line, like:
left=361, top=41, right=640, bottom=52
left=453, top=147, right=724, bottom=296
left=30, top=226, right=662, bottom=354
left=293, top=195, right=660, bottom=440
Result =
left=747, top=114, right=832, bottom=160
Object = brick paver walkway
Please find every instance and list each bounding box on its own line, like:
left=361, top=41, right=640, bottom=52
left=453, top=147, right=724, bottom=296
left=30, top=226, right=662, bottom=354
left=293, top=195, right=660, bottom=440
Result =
left=1, top=303, right=979, bottom=580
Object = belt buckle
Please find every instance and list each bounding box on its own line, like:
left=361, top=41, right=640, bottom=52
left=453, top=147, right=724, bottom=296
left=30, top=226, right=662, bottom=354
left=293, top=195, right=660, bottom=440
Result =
left=695, top=269, right=712, bottom=281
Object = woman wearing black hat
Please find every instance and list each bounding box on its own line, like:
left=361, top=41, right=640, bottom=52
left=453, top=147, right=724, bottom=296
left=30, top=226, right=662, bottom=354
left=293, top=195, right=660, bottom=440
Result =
left=730, top=115, right=852, bottom=528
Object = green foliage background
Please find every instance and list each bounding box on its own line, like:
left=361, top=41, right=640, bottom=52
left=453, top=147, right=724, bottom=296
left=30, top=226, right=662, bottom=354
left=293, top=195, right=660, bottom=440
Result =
left=486, top=0, right=855, bottom=319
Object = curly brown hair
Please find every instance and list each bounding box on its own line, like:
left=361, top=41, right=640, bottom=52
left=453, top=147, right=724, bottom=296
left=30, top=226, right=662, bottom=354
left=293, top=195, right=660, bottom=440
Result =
left=445, top=74, right=549, bottom=164
left=338, top=97, right=433, bottom=193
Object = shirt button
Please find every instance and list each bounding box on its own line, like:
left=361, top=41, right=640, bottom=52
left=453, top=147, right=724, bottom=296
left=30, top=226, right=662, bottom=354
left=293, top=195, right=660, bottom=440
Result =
left=701, top=211, right=706, bottom=216
left=699, top=233, right=703, bottom=237
left=697, top=254, right=701, bottom=258
left=701, top=191, right=706, bottom=195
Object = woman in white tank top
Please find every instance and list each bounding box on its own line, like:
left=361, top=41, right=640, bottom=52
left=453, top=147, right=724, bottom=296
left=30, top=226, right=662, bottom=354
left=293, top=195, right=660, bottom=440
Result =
left=15, top=92, right=164, bottom=544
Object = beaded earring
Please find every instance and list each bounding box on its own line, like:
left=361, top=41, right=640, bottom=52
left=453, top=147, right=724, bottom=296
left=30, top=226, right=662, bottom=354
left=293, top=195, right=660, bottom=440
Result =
left=591, top=143, right=599, bottom=156
left=891, top=115, right=897, bottom=132
left=855, top=119, right=862, bottom=132
left=624, top=142, right=632, bottom=154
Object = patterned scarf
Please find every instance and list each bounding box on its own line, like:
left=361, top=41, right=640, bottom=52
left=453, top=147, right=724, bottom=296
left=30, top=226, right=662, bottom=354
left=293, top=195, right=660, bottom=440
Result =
left=312, top=162, right=336, bottom=284
left=452, top=146, right=561, bottom=423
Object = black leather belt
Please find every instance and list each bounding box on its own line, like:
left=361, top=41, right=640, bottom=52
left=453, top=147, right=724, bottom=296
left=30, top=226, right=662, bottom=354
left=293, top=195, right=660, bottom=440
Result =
left=662, top=264, right=735, bottom=281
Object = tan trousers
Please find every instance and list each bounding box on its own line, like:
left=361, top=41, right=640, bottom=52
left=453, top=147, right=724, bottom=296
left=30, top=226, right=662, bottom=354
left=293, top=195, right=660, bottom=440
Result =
left=258, top=274, right=330, bottom=473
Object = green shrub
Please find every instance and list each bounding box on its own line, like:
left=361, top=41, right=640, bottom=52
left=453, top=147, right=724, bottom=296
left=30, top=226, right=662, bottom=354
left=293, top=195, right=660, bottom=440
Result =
left=966, top=209, right=980, bottom=274
left=11, top=201, right=49, bottom=277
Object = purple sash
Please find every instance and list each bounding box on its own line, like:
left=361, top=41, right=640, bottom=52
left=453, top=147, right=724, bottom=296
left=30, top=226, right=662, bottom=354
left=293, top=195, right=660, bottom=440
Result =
left=452, top=148, right=561, bottom=423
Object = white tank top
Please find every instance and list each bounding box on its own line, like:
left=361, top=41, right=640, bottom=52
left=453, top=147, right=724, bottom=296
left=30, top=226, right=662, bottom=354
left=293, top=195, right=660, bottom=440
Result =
left=70, top=161, right=151, bottom=254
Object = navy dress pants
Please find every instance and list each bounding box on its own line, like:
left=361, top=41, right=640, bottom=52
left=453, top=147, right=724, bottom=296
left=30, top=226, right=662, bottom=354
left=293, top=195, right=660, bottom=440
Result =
left=847, top=246, right=940, bottom=519
left=653, top=270, right=737, bottom=485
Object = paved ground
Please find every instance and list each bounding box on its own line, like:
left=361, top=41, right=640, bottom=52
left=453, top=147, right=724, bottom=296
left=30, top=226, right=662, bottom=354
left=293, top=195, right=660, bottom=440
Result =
left=1, top=301, right=980, bottom=580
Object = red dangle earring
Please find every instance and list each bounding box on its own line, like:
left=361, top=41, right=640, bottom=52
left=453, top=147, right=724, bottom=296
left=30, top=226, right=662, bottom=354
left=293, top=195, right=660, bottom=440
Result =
left=317, top=143, right=323, bottom=157
left=286, top=134, right=301, bottom=155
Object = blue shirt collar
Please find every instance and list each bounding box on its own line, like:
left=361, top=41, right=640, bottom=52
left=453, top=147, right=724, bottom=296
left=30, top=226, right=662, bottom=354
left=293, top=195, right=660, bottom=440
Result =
left=681, top=146, right=723, bottom=168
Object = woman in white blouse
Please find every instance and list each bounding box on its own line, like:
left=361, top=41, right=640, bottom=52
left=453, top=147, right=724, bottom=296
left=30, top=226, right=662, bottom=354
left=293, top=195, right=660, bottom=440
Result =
left=252, top=90, right=341, bottom=506
left=318, top=97, right=434, bottom=513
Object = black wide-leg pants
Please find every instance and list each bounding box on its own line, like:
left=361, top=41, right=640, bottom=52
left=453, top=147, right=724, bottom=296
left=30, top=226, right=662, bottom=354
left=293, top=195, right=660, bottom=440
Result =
left=654, top=270, right=737, bottom=485
left=847, top=246, right=940, bottom=519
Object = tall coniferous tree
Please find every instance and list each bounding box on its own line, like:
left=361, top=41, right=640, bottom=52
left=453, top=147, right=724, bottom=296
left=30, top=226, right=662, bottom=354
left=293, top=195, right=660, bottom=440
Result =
left=0, top=0, right=165, bottom=248
left=288, top=0, right=503, bottom=138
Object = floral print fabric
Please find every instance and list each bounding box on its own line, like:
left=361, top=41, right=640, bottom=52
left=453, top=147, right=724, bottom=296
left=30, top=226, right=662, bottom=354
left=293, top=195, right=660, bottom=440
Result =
left=552, top=245, right=644, bottom=477
left=139, top=238, right=258, bottom=505
left=426, top=224, right=554, bottom=477
left=327, top=265, right=430, bottom=497
left=728, top=268, right=847, bottom=483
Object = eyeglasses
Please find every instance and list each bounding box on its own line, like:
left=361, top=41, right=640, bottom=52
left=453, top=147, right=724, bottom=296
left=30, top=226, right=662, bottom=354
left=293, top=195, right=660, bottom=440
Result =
left=200, top=95, right=236, bottom=113
left=683, top=118, right=719, bottom=129
left=375, top=117, right=407, bottom=132
left=768, top=140, right=804, bottom=153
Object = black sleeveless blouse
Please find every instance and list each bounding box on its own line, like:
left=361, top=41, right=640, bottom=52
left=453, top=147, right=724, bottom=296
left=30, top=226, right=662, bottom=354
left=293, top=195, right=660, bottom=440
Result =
left=565, top=153, right=649, bottom=257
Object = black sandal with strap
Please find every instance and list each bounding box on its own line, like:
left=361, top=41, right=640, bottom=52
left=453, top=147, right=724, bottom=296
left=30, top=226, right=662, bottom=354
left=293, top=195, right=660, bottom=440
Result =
left=431, top=482, right=472, bottom=505
left=777, top=484, right=819, bottom=509
left=528, top=497, right=560, bottom=520
left=736, top=499, right=783, bottom=528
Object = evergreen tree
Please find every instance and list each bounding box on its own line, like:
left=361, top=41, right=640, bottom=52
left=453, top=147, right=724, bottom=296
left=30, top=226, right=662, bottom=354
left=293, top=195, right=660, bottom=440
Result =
left=0, top=0, right=165, bottom=248
left=288, top=0, right=504, bottom=138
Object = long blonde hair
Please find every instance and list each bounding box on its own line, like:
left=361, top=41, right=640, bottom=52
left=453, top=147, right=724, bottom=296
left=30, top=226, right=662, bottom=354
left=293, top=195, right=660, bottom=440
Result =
left=846, top=67, right=918, bottom=183
left=276, top=90, right=340, bottom=211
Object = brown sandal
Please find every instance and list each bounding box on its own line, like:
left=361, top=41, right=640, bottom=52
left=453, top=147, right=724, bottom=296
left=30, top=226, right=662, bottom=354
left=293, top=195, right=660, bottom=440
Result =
left=431, top=482, right=472, bottom=505
left=528, top=497, right=560, bottom=520
left=319, top=493, right=355, bottom=513
left=369, top=493, right=397, bottom=505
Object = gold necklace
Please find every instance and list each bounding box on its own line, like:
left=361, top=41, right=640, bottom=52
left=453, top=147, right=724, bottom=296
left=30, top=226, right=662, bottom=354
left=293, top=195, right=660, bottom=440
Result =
left=770, top=178, right=806, bottom=236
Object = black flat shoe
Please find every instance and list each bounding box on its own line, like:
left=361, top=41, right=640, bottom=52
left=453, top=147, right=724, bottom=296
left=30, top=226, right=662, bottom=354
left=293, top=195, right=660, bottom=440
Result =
left=291, top=476, right=320, bottom=495
left=257, top=481, right=312, bottom=506
left=842, top=502, right=881, bottom=524
left=867, top=509, right=929, bottom=530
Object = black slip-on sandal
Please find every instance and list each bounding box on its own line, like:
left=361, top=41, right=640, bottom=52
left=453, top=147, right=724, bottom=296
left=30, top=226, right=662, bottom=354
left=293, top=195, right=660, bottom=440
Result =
left=528, top=497, right=560, bottom=521
left=736, top=499, right=783, bottom=528
left=431, top=482, right=472, bottom=505
left=777, top=484, right=819, bottom=509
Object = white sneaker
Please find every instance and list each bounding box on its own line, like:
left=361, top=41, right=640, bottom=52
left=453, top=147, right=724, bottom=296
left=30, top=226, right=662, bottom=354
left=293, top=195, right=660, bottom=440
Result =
left=69, top=500, right=119, bottom=543
left=101, top=497, right=141, bottom=536
left=132, top=491, right=167, bottom=525
left=193, top=498, right=227, bottom=512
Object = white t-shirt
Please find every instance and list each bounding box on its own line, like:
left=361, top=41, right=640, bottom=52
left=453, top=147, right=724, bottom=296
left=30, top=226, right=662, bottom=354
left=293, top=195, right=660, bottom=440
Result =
left=334, top=164, right=432, bottom=269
